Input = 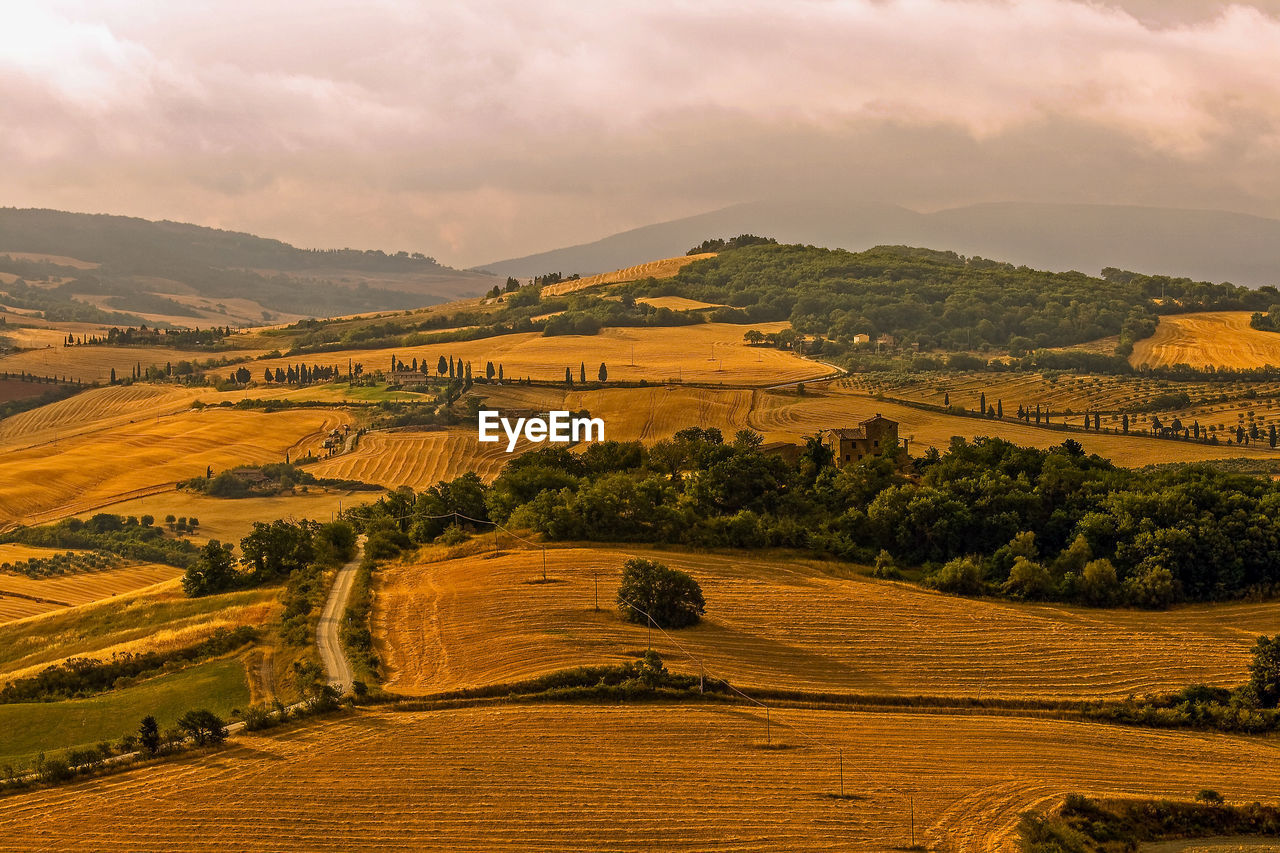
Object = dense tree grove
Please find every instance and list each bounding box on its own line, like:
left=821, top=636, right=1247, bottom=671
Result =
left=628, top=243, right=1275, bottom=354
left=0, top=513, right=200, bottom=568
left=353, top=431, right=1280, bottom=608
left=180, top=518, right=356, bottom=597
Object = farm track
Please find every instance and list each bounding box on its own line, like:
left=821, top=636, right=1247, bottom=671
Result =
left=317, top=540, right=363, bottom=693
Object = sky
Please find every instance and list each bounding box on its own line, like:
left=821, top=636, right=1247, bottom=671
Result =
left=3, top=0, right=1280, bottom=267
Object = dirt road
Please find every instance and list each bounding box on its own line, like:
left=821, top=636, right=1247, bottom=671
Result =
left=316, top=539, right=363, bottom=693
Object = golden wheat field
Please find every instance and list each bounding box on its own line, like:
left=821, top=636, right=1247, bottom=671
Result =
left=0, top=406, right=351, bottom=529
left=0, top=562, right=179, bottom=624
left=0, top=704, right=1275, bottom=852
left=251, top=322, right=829, bottom=386
left=633, top=295, right=725, bottom=311
left=747, top=382, right=1280, bottom=466
left=375, top=546, right=1271, bottom=700
left=0, top=344, right=270, bottom=384
left=538, top=253, right=716, bottom=296
left=83, top=488, right=382, bottom=546
left=1130, top=312, right=1280, bottom=370
left=308, top=429, right=513, bottom=489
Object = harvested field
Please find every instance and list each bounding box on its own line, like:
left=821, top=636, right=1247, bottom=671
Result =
left=0, top=344, right=269, bottom=384
left=250, top=322, right=829, bottom=386
left=565, top=385, right=754, bottom=442
left=376, top=546, right=1272, bottom=700
left=0, top=378, right=64, bottom=404
left=84, top=488, right=383, bottom=546
left=309, top=430, right=511, bottom=489
left=0, top=252, right=98, bottom=268
left=539, top=253, right=716, bottom=296
left=634, top=295, right=725, bottom=311
left=0, top=704, right=1276, bottom=851
left=1131, top=312, right=1280, bottom=370
left=749, top=382, right=1280, bottom=467
left=0, top=384, right=205, bottom=449
left=0, top=406, right=351, bottom=528
left=0, top=562, right=179, bottom=624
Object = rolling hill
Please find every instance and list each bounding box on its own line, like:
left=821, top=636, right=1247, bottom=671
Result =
left=0, top=208, right=496, bottom=325
left=481, top=199, right=1280, bottom=288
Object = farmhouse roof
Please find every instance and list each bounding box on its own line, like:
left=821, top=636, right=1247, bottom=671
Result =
left=826, top=414, right=896, bottom=440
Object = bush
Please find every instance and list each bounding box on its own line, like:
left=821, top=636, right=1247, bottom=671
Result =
left=616, top=558, right=706, bottom=629
left=177, top=709, right=228, bottom=746
left=926, top=556, right=985, bottom=595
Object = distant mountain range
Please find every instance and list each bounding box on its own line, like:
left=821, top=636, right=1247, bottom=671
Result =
left=0, top=208, right=494, bottom=325
left=481, top=200, right=1280, bottom=288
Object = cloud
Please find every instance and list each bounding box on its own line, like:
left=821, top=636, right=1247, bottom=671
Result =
left=2, top=0, right=1280, bottom=265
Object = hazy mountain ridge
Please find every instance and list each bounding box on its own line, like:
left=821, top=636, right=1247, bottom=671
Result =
left=481, top=200, right=1280, bottom=288
left=0, top=208, right=495, bottom=324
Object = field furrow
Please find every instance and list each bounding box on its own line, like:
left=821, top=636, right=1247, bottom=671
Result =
left=375, top=546, right=1273, bottom=700
left=0, top=705, right=1276, bottom=852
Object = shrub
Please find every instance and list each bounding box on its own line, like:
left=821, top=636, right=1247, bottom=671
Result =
left=177, top=709, right=228, bottom=746
left=927, top=556, right=984, bottom=595
left=616, top=558, right=706, bottom=629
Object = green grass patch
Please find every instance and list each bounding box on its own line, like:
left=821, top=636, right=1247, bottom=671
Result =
left=0, top=657, right=250, bottom=768
left=0, top=586, right=277, bottom=676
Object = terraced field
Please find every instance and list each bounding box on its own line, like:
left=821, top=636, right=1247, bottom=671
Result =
left=376, top=546, right=1271, bottom=700
left=1131, top=312, right=1280, bottom=370
left=251, top=322, right=828, bottom=386
left=0, top=704, right=1275, bottom=852
left=0, top=406, right=351, bottom=528
left=0, top=561, right=179, bottom=624
left=539, top=253, right=716, bottom=296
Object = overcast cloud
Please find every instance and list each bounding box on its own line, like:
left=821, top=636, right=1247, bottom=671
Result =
left=2, top=0, right=1280, bottom=266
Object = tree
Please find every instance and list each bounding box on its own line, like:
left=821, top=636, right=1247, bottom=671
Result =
left=979, top=392, right=986, bottom=416
left=943, top=392, right=949, bottom=407
left=486, top=361, right=495, bottom=380
left=177, top=709, right=228, bottom=746
left=109, top=367, right=116, bottom=384
left=616, top=558, right=705, bottom=629
left=437, top=355, right=447, bottom=375
left=138, top=716, right=160, bottom=755
left=1248, top=635, right=1280, bottom=708
left=598, top=362, right=607, bottom=382
left=580, top=362, right=587, bottom=384
left=565, top=367, right=574, bottom=387
left=240, top=520, right=315, bottom=580
left=182, top=540, right=237, bottom=597
left=1003, top=556, right=1053, bottom=599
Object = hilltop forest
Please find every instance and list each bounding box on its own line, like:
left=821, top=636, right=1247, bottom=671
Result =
left=625, top=243, right=1276, bottom=355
